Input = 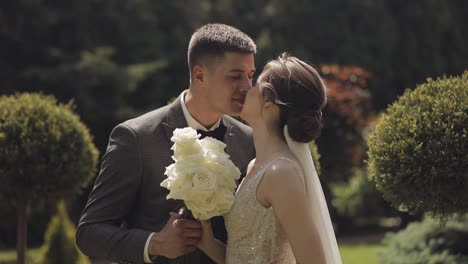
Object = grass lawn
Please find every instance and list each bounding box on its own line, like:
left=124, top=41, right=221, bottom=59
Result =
left=339, top=243, right=381, bottom=264
left=0, top=248, right=39, bottom=264
left=1, top=245, right=381, bottom=264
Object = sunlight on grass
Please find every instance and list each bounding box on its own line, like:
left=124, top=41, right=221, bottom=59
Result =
left=339, top=244, right=381, bottom=264
left=1, top=245, right=381, bottom=264
left=0, top=248, right=40, bottom=264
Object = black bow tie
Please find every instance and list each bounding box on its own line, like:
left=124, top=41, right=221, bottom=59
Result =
left=197, top=125, right=227, bottom=141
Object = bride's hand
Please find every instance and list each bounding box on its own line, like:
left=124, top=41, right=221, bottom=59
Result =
left=197, top=219, right=214, bottom=252
left=197, top=219, right=227, bottom=263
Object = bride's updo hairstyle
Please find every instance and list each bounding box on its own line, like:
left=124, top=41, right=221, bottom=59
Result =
left=260, top=53, right=327, bottom=142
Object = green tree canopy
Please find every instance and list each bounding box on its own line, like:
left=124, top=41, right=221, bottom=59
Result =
left=0, top=93, right=98, bottom=264
left=0, top=93, right=98, bottom=201
left=367, top=72, right=468, bottom=220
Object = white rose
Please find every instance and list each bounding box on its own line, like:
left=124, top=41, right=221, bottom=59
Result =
left=172, top=143, right=204, bottom=162
left=200, top=137, right=226, bottom=153
left=161, top=174, right=192, bottom=201
left=203, top=163, right=235, bottom=191
left=164, top=160, right=198, bottom=180
left=192, top=166, right=217, bottom=191
left=171, top=128, right=205, bottom=161
left=161, top=160, right=202, bottom=200
left=205, top=151, right=232, bottom=172
left=171, top=127, right=200, bottom=145
left=186, top=199, right=217, bottom=220
left=160, top=126, right=241, bottom=220
left=185, top=167, right=218, bottom=213
left=222, top=161, right=241, bottom=181
left=211, top=191, right=235, bottom=215
left=204, top=158, right=226, bottom=176
left=187, top=191, right=233, bottom=220
left=205, top=153, right=240, bottom=185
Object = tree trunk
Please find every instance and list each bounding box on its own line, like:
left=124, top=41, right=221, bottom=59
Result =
left=16, top=198, right=28, bottom=264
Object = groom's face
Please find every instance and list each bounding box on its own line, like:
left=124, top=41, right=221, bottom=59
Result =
left=204, top=52, right=255, bottom=116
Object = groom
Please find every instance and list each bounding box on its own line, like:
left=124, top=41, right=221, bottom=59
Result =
left=76, top=24, right=256, bottom=263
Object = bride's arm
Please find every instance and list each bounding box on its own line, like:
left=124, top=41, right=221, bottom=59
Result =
left=260, top=161, right=327, bottom=264
left=197, top=220, right=226, bottom=264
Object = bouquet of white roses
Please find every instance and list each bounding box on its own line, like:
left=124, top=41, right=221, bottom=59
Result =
left=160, top=127, right=241, bottom=220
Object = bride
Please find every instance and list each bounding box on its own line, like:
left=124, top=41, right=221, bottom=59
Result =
left=197, top=53, right=342, bottom=263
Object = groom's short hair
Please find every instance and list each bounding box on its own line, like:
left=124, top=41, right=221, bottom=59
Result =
left=188, top=23, right=256, bottom=76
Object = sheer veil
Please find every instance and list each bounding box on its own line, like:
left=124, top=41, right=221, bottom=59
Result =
left=284, top=126, right=342, bottom=264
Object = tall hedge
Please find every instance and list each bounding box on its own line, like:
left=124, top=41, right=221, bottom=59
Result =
left=367, top=72, right=468, bottom=220
left=0, top=93, right=98, bottom=264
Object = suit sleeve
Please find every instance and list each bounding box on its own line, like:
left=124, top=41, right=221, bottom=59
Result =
left=76, top=123, right=152, bottom=264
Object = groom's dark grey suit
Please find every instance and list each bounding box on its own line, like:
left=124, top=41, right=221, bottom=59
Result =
left=76, top=93, right=255, bottom=264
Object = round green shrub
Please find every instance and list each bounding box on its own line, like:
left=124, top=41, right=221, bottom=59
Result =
left=378, top=216, right=468, bottom=264
left=367, top=72, right=468, bottom=220
left=37, top=201, right=90, bottom=264
left=0, top=93, right=99, bottom=202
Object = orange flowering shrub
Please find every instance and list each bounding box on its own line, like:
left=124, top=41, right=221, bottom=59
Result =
left=317, top=64, right=377, bottom=180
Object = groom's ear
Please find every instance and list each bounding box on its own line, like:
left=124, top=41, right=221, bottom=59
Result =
left=193, top=64, right=206, bottom=84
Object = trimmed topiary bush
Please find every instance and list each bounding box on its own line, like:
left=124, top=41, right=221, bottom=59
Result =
left=37, top=201, right=90, bottom=264
left=367, top=72, right=468, bottom=220
left=0, top=93, right=99, bottom=264
left=378, top=217, right=468, bottom=264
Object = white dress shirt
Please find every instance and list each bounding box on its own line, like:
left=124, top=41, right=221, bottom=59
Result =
left=144, top=91, right=222, bottom=262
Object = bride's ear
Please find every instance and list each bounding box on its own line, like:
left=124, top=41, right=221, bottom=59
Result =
left=261, top=92, right=274, bottom=108
left=260, top=85, right=280, bottom=110
left=263, top=100, right=275, bottom=108
left=262, top=99, right=280, bottom=115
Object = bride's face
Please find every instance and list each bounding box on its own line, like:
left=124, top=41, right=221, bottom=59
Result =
left=240, top=73, right=266, bottom=123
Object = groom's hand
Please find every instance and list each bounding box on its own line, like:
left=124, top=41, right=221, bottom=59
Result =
left=148, top=211, right=202, bottom=259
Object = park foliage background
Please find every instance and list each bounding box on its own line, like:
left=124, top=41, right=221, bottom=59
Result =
left=0, top=1, right=467, bottom=263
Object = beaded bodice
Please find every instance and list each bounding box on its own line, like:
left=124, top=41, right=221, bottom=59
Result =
left=224, top=157, right=296, bottom=264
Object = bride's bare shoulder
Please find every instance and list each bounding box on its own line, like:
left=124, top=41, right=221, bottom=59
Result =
left=257, top=156, right=306, bottom=207
left=246, top=158, right=256, bottom=174
left=263, top=157, right=305, bottom=189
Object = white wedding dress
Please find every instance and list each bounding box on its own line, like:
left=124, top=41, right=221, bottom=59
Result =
left=224, top=157, right=297, bottom=263
left=223, top=126, right=342, bottom=264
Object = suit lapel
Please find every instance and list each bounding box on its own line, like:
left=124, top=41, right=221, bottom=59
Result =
left=162, top=93, right=188, bottom=145
left=222, top=116, right=235, bottom=155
